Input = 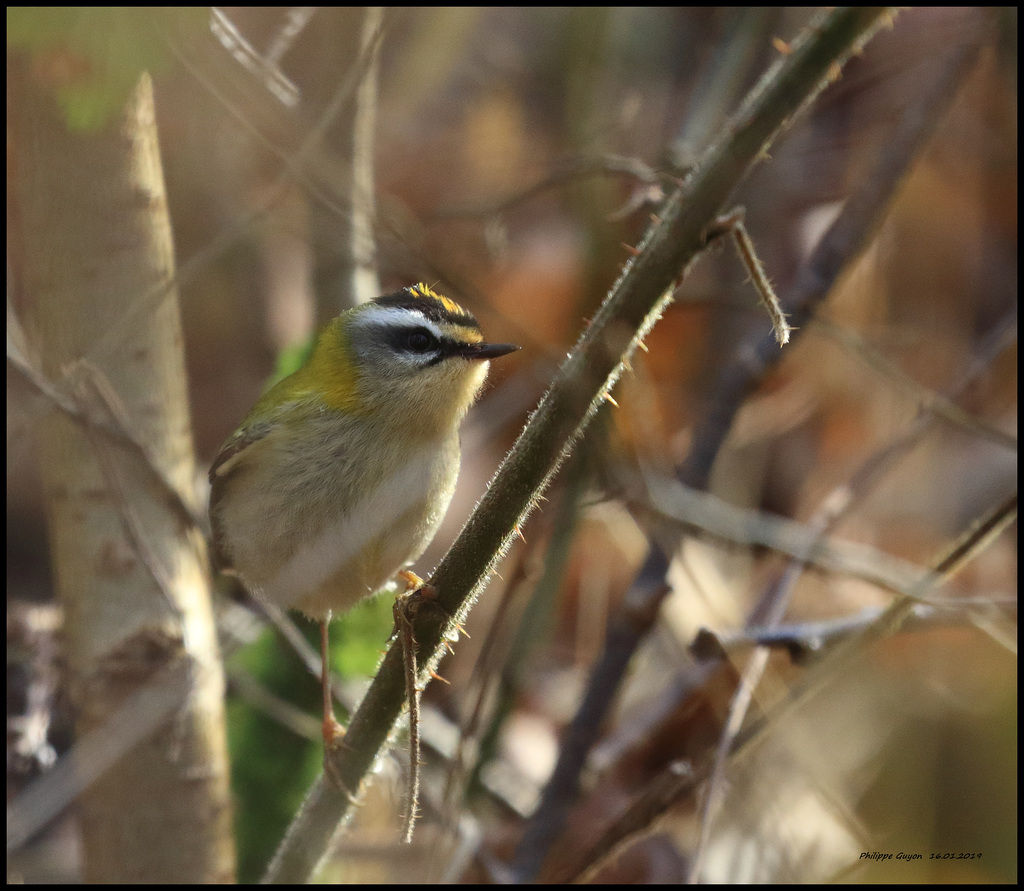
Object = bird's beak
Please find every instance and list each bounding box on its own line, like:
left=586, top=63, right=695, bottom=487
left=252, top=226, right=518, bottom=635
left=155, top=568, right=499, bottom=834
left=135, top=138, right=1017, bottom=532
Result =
left=460, top=341, right=520, bottom=360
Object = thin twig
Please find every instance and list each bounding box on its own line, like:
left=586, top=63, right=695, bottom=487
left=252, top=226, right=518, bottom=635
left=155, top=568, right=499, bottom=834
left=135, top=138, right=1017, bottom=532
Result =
left=705, top=207, right=791, bottom=345
left=731, top=217, right=790, bottom=346
left=641, top=476, right=938, bottom=596
left=811, top=317, right=1017, bottom=451
left=8, top=350, right=203, bottom=533
left=431, top=154, right=663, bottom=220
left=708, top=596, right=1018, bottom=659
left=209, top=7, right=305, bottom=106
left=265, top=7, right=318, bottom=69
left=393, top=592, right=422, bottom=844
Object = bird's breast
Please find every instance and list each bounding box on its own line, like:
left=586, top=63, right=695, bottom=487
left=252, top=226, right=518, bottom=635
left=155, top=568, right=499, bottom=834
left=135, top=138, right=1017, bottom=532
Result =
left=261, top=432, right=461, bottom=617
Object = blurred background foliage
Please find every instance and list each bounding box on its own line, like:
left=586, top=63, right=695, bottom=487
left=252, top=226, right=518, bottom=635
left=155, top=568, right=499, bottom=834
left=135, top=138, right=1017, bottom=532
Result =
left=8, top=7, right=1016, bottom=883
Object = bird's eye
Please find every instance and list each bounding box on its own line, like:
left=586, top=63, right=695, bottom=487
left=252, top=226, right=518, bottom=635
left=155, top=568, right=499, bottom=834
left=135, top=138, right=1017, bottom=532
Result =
left=400, top=328, right=437, bottom=353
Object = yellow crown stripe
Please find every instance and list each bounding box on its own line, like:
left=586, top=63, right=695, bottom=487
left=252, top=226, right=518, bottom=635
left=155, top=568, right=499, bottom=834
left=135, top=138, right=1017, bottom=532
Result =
left=409, top=282, right=471, bottom=319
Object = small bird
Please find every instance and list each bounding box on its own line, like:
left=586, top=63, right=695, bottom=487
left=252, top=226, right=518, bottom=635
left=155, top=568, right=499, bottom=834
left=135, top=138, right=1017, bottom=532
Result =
left=209, top=283, right=518, bottom=745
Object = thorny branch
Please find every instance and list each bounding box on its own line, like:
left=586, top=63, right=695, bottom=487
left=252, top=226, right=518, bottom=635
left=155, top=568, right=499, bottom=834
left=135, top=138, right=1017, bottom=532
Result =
left=515, top=25, right=994, bottom=883
left=262, top=8, right=895, bottom=883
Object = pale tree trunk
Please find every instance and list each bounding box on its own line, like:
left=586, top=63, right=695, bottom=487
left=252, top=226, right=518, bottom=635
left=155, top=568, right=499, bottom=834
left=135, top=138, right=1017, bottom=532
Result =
left=10, top=63, right=235, bottom=882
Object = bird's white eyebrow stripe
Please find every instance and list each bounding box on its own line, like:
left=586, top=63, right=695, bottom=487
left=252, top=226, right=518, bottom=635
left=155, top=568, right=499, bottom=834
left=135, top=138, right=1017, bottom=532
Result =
left=353, top=306, right=446, bottom=339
